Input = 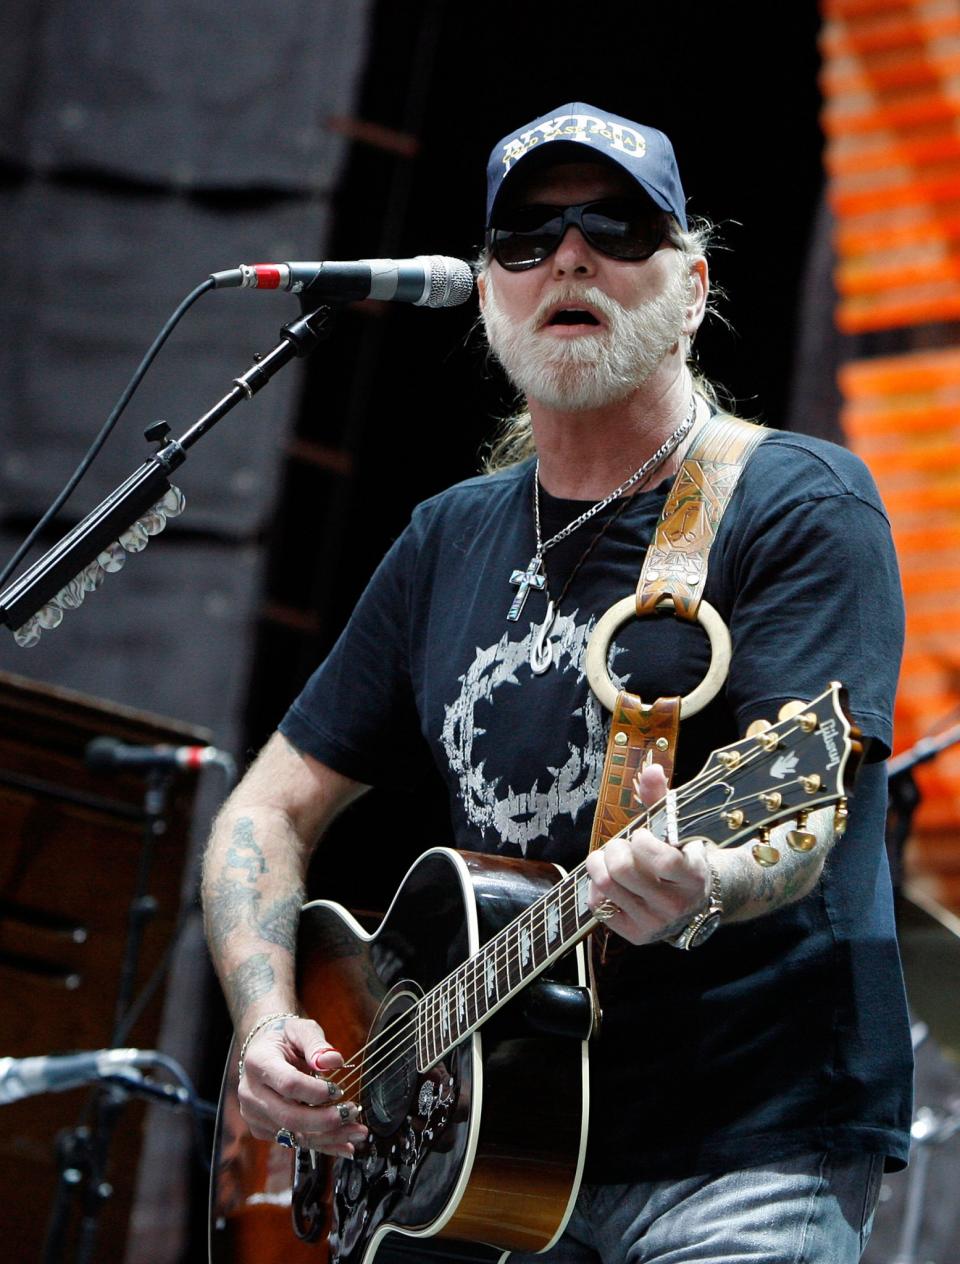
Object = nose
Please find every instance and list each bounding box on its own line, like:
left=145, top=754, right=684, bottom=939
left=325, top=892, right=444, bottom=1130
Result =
left=551, top=225, right=597, bottom=277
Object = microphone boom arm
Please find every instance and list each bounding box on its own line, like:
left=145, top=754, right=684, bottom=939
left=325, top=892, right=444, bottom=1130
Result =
left=0, top=303, right=336, bottom=643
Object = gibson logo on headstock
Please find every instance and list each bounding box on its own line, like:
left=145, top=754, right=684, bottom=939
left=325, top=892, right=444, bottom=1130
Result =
left=820, top=717, right=841, bottom=771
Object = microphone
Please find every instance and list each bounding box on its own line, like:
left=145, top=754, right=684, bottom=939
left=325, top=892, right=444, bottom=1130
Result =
left=0, top=1049, right=157, bottom=1104
left=85, top=736, right=232, bottom=772
left=209, top=254, right=474, bottom=308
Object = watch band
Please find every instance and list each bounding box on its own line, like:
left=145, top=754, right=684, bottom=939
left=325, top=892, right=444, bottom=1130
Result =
left=668, top=861, right=723, bottom=950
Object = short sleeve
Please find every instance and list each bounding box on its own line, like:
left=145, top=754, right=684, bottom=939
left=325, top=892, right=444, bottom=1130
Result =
left=723, top=482, right=904, bottom=762
left=279, top=522, right=428, bottom=787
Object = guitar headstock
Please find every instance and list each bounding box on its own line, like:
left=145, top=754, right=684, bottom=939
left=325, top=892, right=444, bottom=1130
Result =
left=675, top=682, right=864, bottom=853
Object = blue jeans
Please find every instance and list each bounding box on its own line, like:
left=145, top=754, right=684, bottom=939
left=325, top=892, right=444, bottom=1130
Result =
left=507, top=1151, right=885, bottom=1263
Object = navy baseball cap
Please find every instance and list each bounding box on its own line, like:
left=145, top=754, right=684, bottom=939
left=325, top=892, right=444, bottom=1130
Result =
left=485, top=103, right=688, bottom=231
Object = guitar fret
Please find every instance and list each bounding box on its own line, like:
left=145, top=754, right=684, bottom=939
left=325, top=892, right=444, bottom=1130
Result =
left=419, top=868, right=595, bottom=1069
left=434, top=982, right=445, bottom=1060
left=445, top=975, right=455, bottom=1046
left=465, top=956, right=481, bottom=1028
left=416, top=1001, right=426, bottom=1070
left=454, top=966, right=468, bottom=1039
left=484, top=945, right=499, bottom=1011
left=428, top=986, right=440, bottom=1067
left=519, top=917, right=533, bottom=970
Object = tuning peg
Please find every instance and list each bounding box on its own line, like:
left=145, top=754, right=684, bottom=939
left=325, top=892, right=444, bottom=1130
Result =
left=787, top=810, right=816, bottom=851
left=834, top=798, right=849, bottom=836
left=746, top=718, right=771, bottom=737
left=746, top=718, right=781, bottom=753
left=752, top=828, right=780, bottom=867
left=777, top=700, right=808, bottom=722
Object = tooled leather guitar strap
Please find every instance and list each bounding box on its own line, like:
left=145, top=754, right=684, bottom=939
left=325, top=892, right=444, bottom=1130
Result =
left=586, top=414, right=766, bottom=984
left=634, top=412, right=768, bottom=623
left=589, top=413, right=767, bottom=848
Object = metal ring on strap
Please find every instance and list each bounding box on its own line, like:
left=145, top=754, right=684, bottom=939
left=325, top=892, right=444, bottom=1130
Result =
left=585, top=597, right=731, bottom=718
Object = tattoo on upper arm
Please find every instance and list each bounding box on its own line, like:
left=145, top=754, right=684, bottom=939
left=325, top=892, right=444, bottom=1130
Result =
left=226, top=817, right=268, bottom=883
left=226, top=952, right=275, bottom=1016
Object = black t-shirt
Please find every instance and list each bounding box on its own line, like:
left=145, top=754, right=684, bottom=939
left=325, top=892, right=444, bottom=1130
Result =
left=281, top=428, right=913, bottom=1181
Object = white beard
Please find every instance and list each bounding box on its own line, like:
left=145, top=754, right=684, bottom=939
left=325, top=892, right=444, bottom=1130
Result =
left=481, top=263, right=690, bottom=412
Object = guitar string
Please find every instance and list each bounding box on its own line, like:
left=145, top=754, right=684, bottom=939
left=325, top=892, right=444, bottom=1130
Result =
left=327, top=767, right=817, bottom=1112
left=325, top=749, right=819, bottom=1109
left=329, top=696, right=851, bottom=1106
left=324, top=728, right=822, bottom=1105
left=321, top=723, right=822, bottom=1106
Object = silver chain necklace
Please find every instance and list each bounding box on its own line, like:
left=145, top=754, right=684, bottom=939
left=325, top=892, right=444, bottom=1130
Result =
left=507, top=395, right=699, bottom=675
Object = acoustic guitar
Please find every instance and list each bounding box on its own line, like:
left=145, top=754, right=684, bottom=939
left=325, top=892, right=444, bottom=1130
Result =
left=209, top=682, right=862, bottom=1264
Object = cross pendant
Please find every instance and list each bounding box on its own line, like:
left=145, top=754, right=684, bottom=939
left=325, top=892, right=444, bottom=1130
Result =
left=507, top=555, right=546, bottom=622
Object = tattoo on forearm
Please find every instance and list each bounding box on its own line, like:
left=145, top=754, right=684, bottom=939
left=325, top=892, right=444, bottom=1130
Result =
left=258, top=892, right=304, bottom=952
left=204, top=857, right=304, bottom=959
left=226, top=952, right=275, bottom=1016
left=204, top=874, right=258, bottom=952
left=226, top=817, right=268, bottom=883
left=723, top=814, right=832, bottom=920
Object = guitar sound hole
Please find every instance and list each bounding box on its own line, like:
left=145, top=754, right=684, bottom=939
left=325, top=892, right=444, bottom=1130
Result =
left=361, top=985, right=420, bottom=1137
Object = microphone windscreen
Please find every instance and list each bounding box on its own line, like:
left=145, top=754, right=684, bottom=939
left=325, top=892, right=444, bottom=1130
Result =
left=422, top=257, right=474, bottom=308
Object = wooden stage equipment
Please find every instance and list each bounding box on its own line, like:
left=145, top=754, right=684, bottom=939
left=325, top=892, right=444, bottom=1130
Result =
left=0, top=670, right=208, bottom=1261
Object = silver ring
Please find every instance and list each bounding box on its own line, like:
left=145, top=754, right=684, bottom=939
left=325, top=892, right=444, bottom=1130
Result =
left=275, top=1127, right=297, bottom=1148
left=337, top=1103, right=352, bottom=1124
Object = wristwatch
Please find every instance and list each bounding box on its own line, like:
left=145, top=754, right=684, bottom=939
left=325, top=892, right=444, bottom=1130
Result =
left=668, top=862, right=723, bottom=950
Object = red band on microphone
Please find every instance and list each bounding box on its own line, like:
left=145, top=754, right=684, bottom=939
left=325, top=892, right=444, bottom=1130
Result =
left=184, top=747, right=207, bottom=769
left=252, top=265, right=283, bottom=289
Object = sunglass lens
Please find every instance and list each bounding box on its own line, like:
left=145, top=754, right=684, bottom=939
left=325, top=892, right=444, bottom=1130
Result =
left=581, top=201, right=664, bottom=260
left=490, top=208, right=565, bottom=270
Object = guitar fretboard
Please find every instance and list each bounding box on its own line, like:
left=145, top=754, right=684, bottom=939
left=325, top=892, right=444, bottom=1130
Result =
left=414, top=867, right=595, bottom=1070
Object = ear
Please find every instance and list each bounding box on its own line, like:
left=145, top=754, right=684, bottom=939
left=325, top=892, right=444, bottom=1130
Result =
left=476, top=269, right=487, bottom=310
left=683, top=256, right=709, bottom=338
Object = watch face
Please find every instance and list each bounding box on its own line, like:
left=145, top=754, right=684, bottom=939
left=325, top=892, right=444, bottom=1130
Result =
left=688, top=910, right=721, bottom=948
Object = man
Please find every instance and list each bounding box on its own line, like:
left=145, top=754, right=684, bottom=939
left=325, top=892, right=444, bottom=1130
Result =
left=202, top=104, right=912, bottom=1261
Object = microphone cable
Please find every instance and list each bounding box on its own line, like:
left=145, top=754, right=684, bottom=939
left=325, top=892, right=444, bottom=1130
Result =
left=0, top=276, right=215, bottom=591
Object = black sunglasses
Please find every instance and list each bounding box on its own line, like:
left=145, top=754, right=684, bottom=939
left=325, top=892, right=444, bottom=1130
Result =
left=487, top=198, right=670, bottom=272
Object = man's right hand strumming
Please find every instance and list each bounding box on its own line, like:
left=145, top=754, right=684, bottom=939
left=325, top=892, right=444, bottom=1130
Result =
left=236, top=1013, right=367, bottom=1157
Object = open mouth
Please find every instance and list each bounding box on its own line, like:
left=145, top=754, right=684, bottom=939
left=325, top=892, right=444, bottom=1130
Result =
left=544, top=307, right=602, bottom=328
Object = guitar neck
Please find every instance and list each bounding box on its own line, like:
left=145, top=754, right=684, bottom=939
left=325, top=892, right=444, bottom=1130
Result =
left=415, top=862, right=597, bottom=1070
left=414, top=682, right=860, bottom=1071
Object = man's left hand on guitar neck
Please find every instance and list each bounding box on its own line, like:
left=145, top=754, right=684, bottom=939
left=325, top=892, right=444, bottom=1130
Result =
left=585, top=762, right=836, bottom=947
